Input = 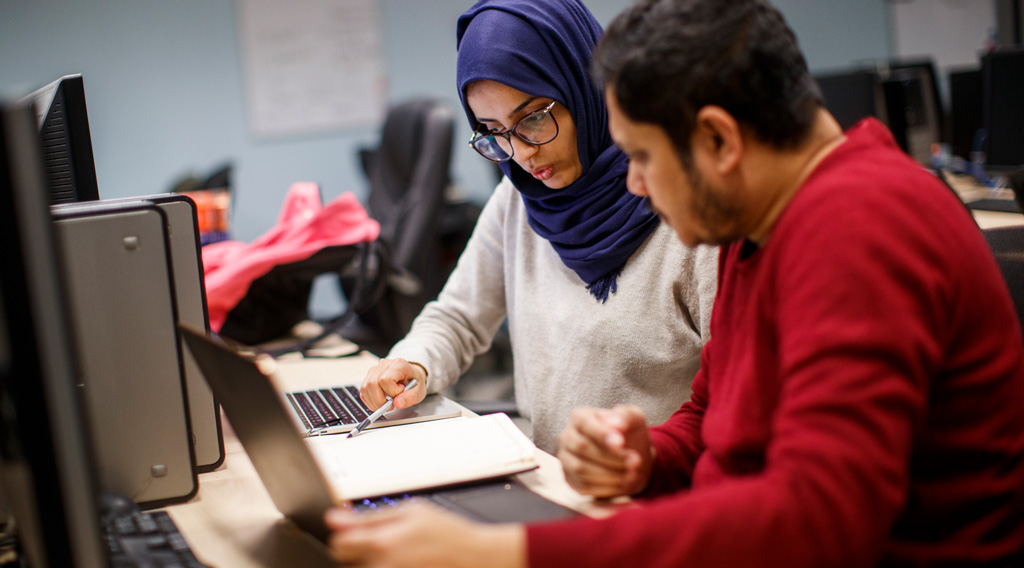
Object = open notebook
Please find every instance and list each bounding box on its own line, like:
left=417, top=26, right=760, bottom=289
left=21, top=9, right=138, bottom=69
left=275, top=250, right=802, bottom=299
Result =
left=179, top=326, right=576, bottom=542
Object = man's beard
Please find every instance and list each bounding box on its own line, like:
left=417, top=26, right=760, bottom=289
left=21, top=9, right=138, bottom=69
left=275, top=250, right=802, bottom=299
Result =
left=686, top=164, right=744, bottom=246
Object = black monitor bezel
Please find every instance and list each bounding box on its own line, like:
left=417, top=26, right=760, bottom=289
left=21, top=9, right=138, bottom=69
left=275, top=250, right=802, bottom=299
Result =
left=20, top=74, right=100, bottom=204
left=0, top=101, right=108, bottom=567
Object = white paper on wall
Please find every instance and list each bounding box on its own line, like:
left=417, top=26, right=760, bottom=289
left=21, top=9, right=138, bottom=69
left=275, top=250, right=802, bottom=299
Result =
left=238, top=0, right=387, bottom=138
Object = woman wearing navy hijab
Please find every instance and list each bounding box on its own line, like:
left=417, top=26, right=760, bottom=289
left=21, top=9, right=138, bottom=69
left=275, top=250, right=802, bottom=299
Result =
left=358, top=0, right=717, bottom=454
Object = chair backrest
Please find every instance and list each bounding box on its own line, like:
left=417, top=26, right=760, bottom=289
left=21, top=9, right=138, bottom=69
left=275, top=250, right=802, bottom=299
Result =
left=983, top=225, right=1024, bottom=332
left=355, top=98, right=456, bottom=345
left=366, top=98, right=454, bottom=284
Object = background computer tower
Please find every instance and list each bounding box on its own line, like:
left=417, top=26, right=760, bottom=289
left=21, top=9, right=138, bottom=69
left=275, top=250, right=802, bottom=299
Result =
left=100, top=193, right=226, bottom=473
left=982, top=47, right=1024, bottom=170
left=948, top=68, right=984, bottom=161
left=51, top=201, right=198, bottom=508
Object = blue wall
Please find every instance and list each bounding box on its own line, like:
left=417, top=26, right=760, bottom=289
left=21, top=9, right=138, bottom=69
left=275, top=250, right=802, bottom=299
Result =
left=0, top=0, right=891, bottom=245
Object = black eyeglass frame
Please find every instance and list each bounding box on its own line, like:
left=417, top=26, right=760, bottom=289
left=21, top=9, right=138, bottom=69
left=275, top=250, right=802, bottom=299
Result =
left=467, top=100, right=560, bottom=163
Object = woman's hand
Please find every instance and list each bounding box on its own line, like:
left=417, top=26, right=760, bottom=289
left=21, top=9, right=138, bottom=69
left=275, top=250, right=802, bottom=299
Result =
left=556, top=404, right=654, bottom=498
left=359, top=358, right=428, bottom=410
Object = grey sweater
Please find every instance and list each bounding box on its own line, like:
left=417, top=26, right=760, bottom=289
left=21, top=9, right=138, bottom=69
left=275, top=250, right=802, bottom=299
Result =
left=389, top=178, right=718, bottom=453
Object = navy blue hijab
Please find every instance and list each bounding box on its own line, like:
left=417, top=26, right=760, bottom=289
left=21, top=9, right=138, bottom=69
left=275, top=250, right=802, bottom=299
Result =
left=456, top=0, right=659, bottom=302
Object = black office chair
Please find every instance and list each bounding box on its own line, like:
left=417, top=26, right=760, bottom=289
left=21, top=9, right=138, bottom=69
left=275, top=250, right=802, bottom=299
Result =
left=338, top=97, right=456, bottom=356
left=339, top=98, right=517, bottom=420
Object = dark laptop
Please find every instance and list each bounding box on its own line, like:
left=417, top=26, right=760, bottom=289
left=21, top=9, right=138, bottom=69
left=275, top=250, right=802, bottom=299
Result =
left=179, top=326, right=577, bottom=543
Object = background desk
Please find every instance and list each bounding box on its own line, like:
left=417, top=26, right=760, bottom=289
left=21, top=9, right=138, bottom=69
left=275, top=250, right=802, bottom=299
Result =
left=163, top=352, right=617, bottom=567
left=973, top=208, right=1024, bottom=229
left=948, top=173, right=1024, bottom=230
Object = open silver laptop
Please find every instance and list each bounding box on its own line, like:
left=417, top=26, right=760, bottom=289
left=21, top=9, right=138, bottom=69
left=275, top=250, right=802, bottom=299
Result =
left=213, top=331, right=462, bottom=436
left=282, top=378, right=460, bottom=436
left=179, top=326, right=577, bottom=542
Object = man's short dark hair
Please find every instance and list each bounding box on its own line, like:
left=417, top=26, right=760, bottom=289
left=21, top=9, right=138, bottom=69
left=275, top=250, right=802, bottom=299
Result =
left=593, top=0, right=823, bottom=162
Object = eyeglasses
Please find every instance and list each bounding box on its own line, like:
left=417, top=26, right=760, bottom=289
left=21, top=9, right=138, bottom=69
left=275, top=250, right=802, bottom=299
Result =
left=468, top=100, right=559, bottom=162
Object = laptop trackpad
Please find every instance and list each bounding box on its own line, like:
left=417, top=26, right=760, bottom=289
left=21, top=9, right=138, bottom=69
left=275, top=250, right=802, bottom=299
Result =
left=431, top=480, right=578, bottom=523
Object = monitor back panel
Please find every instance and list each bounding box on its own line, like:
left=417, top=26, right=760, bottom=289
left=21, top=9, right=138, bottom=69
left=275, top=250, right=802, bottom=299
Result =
left=949, top=68, right=984, bottom=160
left=983, top=48, right=1024, bottom=169
left=52, top=202, right=197, bottom=508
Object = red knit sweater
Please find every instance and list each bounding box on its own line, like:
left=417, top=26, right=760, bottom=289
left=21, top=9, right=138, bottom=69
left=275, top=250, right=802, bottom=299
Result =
left=526, top=119, right=1024, bottom=567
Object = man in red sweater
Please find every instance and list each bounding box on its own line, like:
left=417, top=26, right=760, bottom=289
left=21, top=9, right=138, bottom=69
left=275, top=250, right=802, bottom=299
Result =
left=326, top=0, right=1024, bottom=566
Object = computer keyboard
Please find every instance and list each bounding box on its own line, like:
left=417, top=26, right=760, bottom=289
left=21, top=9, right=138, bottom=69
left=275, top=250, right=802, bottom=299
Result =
left=101, top=493, right=208, bottom=568
left=967, top=197, right=1023, bottom=214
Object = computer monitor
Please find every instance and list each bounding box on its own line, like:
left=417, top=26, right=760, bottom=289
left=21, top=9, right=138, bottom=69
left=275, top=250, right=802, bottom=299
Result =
left=814, top=68, right=885, bottom=132
left=0, top=102, right=108, bottom=566
left=814, top=59, right=944, bottom=165
left=982, top=47, right=1024, bottom=170
left=19, top=74, right=100, bottom=204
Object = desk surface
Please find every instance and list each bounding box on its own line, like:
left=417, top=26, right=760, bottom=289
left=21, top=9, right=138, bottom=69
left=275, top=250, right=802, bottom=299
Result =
left=165, top=352, right=618, bottom=567
left=947, top=174, right=1024, bottom=230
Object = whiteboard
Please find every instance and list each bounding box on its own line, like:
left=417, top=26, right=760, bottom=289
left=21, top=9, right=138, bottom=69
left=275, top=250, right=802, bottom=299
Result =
left=238, top=0, right=388, bottom=138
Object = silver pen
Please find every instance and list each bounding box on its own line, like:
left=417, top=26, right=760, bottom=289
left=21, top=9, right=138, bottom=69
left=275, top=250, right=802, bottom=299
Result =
left=347, top=379, right=418, bottom=438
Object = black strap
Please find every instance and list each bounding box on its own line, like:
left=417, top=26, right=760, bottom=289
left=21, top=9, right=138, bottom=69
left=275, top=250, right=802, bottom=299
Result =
left=260, top=240, right=393, bottom=358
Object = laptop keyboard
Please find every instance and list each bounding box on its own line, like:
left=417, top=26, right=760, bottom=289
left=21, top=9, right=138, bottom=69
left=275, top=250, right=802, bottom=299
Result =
left=352, top=493, right=418, bottom=513
left=347, top=481, right=581, bottom=523
left=349, top=493, right=473, bottom=518
left=287, top=385, right=370, bottom=431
